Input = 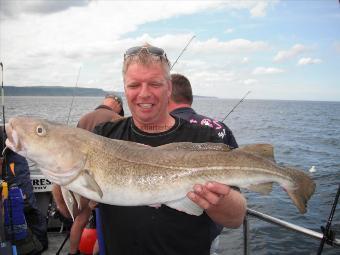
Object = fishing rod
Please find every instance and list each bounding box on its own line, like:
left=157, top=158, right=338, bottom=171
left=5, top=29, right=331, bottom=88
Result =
left=66, top=66, right=82, bottom=125
left=1, top=62, right=5, bottom=148
left=221, top=90, right=251, bottom=122
left=317, top=184, right=340, bottom=254
left=170, top=35, right=196, bottom=71
left=0, top=61, right=8, bottom=179
left=0, top=62, right=6, bottom=244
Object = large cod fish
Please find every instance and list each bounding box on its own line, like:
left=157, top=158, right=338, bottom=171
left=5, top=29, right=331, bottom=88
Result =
left=5, top=117, right=315, bottom=217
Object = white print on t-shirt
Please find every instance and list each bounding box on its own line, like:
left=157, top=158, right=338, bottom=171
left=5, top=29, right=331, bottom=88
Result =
left=218, top=129, right=226, bottom=139
left=201, top=118, right=213, bottom=128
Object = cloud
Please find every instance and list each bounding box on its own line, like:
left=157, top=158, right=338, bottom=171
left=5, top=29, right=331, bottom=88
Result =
left=273, top=44, right=308, bottom=62
left=252, top=67, right=285, bottom=75
left=1, top=1, right=224, bottom=87
left=0, top=0, right=90, bottom=18
left=297, top=57, right=322, bottom=66
left=188, top=70, right=237, bottom=91
left=250, top=2, right=269, bottom=17
left=219, top=1, right=276, bottom=18
left=193, top=38, right=269, bottom=54
left=242, top=79, right=258, bottom=85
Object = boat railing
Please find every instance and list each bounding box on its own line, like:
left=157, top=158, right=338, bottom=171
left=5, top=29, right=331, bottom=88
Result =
left=243, top=208, right=340, bottom=255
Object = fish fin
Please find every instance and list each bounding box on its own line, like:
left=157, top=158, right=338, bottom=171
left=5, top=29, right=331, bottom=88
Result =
left=79, top=170, right=103, bottom=199
left=158, top=142, right=232, bottom=152
left=285, top=167, right=316, bottom=214
left=246, top=182, right=273, bottom=195
left=238, top=144, right=275, bottom=162
left=73, top=192, right=82, bottom=211
left=165, top=197, right=204, bottom=216
left=60, top=187, right=75, bottom=221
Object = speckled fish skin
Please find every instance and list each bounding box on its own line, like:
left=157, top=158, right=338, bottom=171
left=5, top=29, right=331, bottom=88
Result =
left=5, top=117, right=315, bottom=214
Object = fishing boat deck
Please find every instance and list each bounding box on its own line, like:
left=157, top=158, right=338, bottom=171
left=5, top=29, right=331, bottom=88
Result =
left=44, top=232, right=69, bottom=255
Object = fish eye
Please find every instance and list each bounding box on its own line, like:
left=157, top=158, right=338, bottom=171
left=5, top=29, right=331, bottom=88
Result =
left=36, top=125, right=47, bottom=136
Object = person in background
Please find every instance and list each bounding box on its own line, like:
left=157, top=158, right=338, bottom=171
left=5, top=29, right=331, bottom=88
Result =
left=93, top=44, right=247, bottom=254
left=52, top=93, right=123, bottom=255
left=77, top=92, right=124, bottom=131
left=0, top=128, right=48, bottom=254
left=167, top=73, right=239, bottom=254
left=168, top=73, right=238, bottom=148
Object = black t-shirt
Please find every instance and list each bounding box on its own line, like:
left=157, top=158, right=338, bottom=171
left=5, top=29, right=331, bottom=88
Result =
left=94, top=116, right=224, bottom=255
left=170, top=107, right=238, bottom=149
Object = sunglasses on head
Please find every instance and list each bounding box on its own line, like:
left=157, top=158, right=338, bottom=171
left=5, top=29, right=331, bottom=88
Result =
left=124, top=46, right=170, bottom=65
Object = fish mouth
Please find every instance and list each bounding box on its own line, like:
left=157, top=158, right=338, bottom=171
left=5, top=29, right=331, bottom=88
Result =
left=5, top=122, right=23, bottom=153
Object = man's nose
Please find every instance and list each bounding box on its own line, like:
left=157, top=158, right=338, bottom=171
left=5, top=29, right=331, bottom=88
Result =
left=139, top=84, right=151, bottom=98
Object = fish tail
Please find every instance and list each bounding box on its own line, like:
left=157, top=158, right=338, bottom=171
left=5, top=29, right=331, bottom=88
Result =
left=285, top=167, right=316, bottom=214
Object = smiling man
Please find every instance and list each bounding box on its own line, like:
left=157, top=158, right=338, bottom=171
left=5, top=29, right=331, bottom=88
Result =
left=94, top=44, right=247, bottom=255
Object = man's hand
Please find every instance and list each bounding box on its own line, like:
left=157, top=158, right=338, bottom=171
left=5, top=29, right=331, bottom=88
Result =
left=187, top=182, right=231, bottom=210
left=187, top=181, right=246, bottom=228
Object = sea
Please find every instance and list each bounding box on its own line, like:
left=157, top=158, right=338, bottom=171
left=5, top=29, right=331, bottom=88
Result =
left=3, top=96, right=340, bottom=255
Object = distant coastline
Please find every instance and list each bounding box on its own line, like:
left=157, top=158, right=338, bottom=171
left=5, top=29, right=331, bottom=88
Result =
left=4, top=87, right=338, bottom=102
left=4, top=86, right=116, bottom=97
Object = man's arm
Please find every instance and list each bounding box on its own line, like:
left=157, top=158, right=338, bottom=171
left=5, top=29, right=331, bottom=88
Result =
left=187, top=181, right=246, bottom=228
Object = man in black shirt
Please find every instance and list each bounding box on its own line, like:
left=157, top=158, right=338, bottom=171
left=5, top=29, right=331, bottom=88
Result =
left=94, top=44, right=247, bottom=255
left=168, top=73, right=238, bottom=149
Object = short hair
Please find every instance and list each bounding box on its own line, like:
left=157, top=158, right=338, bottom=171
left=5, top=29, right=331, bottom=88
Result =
left=170, top=73, right=193, bottom=105
left=104, top=92, right=125, bottom=117
left=122, top=43, right=171, bottom=81
left=105, top=92, right=123, bottom=105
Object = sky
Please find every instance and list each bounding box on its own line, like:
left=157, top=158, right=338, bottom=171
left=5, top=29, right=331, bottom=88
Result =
left=0, top=0, right=339, bottom=101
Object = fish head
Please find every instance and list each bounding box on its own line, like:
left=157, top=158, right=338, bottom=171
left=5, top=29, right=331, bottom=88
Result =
left=5, top=117, right=87, bottom=185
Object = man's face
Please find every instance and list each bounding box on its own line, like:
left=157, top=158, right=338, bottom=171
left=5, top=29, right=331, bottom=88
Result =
left=124, top=62, right=172, bottom=129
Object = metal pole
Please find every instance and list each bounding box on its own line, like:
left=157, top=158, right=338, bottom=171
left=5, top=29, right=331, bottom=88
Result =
left=243, top=214, right=250, bottom=255
left=317, top=184, right=340, bottom=254
left=247, top=208, right=340, bottom=247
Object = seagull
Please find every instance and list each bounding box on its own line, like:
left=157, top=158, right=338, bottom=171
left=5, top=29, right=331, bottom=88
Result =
left=309, top=166, right=316, bottom=173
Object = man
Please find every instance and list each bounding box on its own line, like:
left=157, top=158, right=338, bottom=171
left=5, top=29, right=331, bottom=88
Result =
left=168, top=73, right=237, bottom=148
left=94, top=44, right=247, bottom=255
left=77, top=93, right=124, bottom=131
left=52, top=93, right=123, bottom=255
left=168, top=73, right=239, bottom=253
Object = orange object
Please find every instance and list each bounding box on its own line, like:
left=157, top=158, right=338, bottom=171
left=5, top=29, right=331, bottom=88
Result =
left=2, top=181, right=8, bottom=199
left=9, top=162, right=15, bottom=176
left=79, top=228, right=97, bottom=255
